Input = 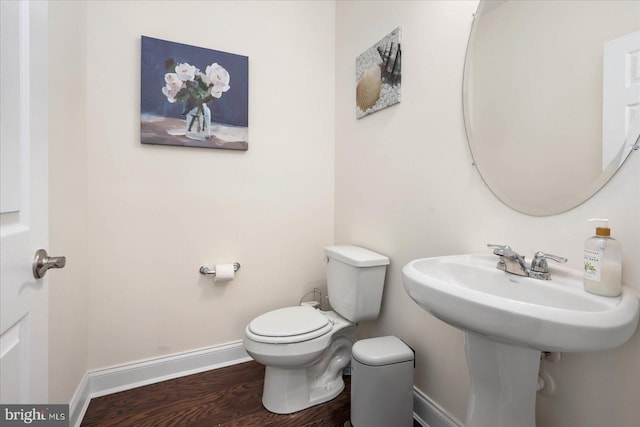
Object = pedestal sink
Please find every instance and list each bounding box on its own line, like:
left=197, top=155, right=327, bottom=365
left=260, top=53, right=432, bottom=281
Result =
left=402, top=254, right=639, bottom=427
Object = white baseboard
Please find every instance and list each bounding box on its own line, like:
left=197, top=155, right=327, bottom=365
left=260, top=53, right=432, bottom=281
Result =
left=67, top=341, right=460, bottom=427
left=69, top=375, right=90, bottom=427
left=413, top=387, right=464, bottom=427
left=68, top=341, right=251, bottom=427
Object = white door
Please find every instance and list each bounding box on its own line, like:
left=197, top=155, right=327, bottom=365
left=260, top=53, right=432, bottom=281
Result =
left=602, top=30, right=640, bottom=170
left=0, top=0, right=51, bottom=404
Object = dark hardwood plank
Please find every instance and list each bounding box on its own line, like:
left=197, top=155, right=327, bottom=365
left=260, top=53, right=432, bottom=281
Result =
left=81, top=361, right=351, bottom=427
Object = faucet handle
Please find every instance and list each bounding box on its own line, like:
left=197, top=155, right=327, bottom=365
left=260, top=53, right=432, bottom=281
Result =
left=487, top=244, right=508, bottom=249
left=487, top=244, right=522, bottom=259
left=531, top=251, right=567, bottom=273
left=487, top=244, right=511, bottom=255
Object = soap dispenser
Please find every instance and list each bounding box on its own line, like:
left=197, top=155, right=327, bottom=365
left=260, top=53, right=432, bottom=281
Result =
left=583, top=218, right=622, bottom=297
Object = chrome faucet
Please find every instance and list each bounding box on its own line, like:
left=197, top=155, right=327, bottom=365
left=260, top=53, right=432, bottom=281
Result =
left=488, top=244, right=567, bottom=280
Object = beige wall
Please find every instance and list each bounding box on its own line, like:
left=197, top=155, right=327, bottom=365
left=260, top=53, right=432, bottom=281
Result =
left=48, top=0, right=335, bottom=400
left=335, top=1, right=639, bottom=427
left=83, top=0, right=335, bottom=370
left=48, top=1, right=90, bottom=403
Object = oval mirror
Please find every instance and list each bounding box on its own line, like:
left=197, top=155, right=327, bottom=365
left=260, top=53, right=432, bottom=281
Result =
left=463, top=0, right=639, bottom=216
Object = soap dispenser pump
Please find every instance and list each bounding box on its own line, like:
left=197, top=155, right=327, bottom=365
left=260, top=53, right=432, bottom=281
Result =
left=583, top=218, right=622, bottom=297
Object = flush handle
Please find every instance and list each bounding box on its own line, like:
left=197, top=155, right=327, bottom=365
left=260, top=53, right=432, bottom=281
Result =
left=32, top=249, right=66, bottom=279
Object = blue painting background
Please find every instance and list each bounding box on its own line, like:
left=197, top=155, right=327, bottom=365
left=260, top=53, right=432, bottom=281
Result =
left=141, top=36, right=248, bottom=127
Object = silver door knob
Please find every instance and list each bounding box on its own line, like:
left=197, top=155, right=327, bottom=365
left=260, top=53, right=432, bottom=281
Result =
left=32, top=249, right=66, bottom=279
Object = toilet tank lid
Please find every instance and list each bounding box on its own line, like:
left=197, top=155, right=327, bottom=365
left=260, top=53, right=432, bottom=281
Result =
left=352, top=336, right=414, bottom=366
left=324, top=245, right=389, bottom=267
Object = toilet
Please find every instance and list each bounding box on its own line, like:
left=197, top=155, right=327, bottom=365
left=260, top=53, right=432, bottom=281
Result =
left=243, top=245, right=389, bottom=414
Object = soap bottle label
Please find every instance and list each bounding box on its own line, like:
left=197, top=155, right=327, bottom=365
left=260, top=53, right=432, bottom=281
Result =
left=584, top=249, right=602, bottom=281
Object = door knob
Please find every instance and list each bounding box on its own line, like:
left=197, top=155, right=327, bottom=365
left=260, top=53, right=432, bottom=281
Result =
left=32, top=249, right=66, bottom=279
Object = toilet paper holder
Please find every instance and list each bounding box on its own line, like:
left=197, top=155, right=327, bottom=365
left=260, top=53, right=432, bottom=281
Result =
left=199, top=262, right=241, bottom=276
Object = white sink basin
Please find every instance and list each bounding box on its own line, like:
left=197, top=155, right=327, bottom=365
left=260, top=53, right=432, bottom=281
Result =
left=402, top=254, right=639, bottom=352
left=402, top=254, right=639, bottom=427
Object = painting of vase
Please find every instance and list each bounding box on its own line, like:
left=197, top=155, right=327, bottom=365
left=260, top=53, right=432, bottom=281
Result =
left=140, top=36, right=249, bottom=150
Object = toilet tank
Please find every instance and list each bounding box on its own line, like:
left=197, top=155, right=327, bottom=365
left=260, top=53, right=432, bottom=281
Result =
left=324, top=245, right=389, bottom=322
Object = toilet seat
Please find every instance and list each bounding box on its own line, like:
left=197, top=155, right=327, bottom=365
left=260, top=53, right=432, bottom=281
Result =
left=247, top=306, right=333, bottom=344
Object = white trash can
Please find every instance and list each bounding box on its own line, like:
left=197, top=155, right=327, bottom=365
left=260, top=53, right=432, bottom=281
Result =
left=351, top=335, right=415, bottom=427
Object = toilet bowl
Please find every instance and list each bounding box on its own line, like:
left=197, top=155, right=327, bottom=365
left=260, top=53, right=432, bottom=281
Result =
left=244, top=307, right=354, bottom=414
left=243, top=245, right=389, bottom=414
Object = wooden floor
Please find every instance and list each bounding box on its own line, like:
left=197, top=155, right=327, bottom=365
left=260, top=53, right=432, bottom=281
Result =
left=81, top=361, right=352, bottom=427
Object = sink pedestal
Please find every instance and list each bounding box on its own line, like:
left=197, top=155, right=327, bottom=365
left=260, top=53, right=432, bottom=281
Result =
left=464, top=332, right=540, bottom=427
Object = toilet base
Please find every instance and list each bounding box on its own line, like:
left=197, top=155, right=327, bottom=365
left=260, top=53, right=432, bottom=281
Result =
left=261, top=335, right=352, bottom=414
left=262, top=366, right=345, bottom=414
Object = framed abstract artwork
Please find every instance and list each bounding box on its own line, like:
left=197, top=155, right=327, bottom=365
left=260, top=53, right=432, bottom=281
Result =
left=356, top=27, right=401, bottom=119
left=141, top=36, right=249, bottom=150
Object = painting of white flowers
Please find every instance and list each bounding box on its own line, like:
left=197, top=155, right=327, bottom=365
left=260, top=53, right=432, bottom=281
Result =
left=356, top=27, right=401, bottom=119
left=141, top=36, right=248, bottom=150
